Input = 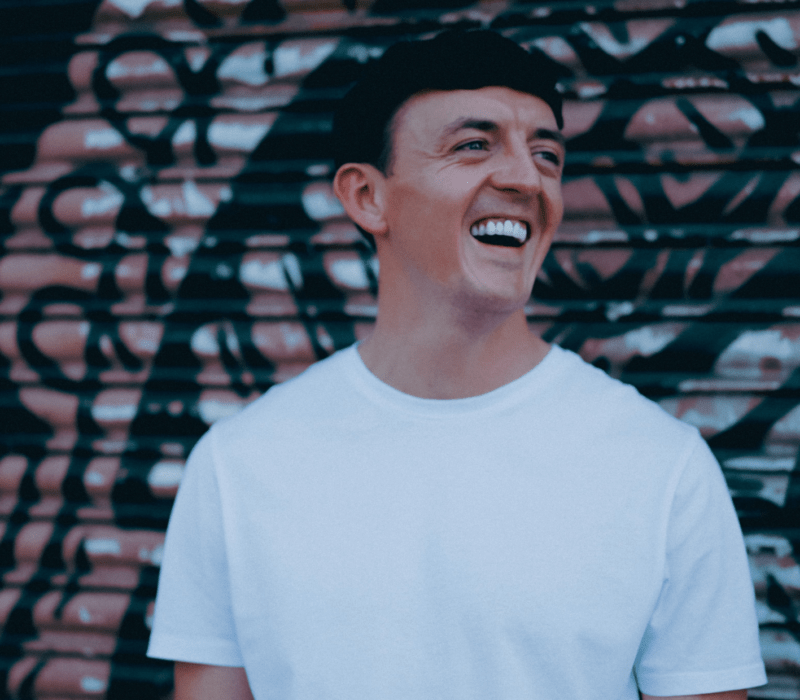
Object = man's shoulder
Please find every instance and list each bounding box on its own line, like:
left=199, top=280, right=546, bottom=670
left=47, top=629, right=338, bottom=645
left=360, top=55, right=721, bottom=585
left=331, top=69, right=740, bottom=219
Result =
left=211, top=344, right=359, bottom=437
left=546, top=345, right=699, bottom=444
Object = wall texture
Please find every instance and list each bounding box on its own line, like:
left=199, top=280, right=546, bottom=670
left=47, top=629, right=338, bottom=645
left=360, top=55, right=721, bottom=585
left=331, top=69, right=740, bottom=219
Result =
left=1, top=0, right=800, bottom=697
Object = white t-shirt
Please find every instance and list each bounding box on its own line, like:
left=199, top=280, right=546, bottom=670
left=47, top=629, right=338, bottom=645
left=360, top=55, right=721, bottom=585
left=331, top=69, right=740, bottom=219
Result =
left=148, top=344, right=766, bottom=699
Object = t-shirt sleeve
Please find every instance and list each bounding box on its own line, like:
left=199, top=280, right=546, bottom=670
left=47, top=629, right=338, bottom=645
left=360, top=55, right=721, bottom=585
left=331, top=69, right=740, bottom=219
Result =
left=634, top=434, right=767, bottom=696
left=147, top=429, right=245, bottom=666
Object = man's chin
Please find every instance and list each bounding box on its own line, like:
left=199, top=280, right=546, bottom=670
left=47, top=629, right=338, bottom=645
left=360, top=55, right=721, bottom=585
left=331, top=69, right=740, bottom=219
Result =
left=453, top=284, right=534, bottom=318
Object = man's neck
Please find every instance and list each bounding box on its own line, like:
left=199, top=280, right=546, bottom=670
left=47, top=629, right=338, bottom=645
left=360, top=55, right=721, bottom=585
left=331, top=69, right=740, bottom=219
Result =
left=357, top=307, right=550, bottom=400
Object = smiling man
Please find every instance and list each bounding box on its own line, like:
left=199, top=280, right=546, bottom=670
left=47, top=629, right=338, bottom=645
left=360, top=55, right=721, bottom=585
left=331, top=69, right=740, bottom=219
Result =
left=341, top=83, right=563, bottom=399
left=147, top=30, right=767, bottom=699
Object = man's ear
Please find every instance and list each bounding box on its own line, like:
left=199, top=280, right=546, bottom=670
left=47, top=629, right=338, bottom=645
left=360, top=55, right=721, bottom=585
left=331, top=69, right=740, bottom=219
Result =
left=332, top=163, right=388, bottom=237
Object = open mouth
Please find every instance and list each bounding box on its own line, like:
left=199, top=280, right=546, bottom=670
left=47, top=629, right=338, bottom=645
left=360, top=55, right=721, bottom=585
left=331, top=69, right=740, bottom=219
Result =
left=469, top=219, right=529, bottom=248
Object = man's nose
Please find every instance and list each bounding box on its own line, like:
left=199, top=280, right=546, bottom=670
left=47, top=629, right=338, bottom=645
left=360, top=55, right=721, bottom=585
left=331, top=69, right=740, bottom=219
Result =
left=490, top=144, right=542, bottom=194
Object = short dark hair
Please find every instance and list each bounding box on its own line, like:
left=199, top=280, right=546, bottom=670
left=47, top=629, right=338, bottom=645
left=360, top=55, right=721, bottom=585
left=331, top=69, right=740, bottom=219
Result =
left=332, top=29, right=564, bottom=175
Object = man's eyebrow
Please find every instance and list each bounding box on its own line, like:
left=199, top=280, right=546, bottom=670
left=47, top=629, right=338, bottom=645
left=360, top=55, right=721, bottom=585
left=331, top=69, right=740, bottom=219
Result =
left=533, top=128, right=566, bottom=148
left=438, top=119, right=565, bottom=148
left=439, top=118, right=499, bottom=140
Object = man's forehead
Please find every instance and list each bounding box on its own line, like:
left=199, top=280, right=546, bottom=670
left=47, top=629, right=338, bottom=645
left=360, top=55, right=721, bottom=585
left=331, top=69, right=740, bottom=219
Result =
left=394, top=86, right=559, bottom=138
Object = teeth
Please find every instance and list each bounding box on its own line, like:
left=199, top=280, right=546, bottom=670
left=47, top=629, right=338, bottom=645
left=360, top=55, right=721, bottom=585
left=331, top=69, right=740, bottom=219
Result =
left=469, top=219, right=527, bottom=243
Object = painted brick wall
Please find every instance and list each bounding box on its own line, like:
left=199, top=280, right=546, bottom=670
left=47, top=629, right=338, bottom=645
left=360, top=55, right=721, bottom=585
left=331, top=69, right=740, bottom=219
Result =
left=1, top=0, right=799, bottom=697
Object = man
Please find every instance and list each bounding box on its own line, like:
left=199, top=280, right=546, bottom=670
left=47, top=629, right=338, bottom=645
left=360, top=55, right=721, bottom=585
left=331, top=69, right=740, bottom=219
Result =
left=148, top=30, right=767, bottom=699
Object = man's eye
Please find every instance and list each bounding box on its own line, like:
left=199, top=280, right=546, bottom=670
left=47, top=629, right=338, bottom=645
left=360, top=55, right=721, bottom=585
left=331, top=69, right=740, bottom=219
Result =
left=457, top=140, right=486, bottom=151
left=536, top=150, right=562, bottom=166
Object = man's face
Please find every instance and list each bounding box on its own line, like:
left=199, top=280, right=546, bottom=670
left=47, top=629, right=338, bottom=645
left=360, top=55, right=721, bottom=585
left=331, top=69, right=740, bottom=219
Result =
left=378, top=86, right=564, bottom=315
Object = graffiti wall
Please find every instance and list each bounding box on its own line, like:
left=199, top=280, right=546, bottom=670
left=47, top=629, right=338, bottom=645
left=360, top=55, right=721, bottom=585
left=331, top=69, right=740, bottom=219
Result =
left=1, top=0, right=799, bottom=697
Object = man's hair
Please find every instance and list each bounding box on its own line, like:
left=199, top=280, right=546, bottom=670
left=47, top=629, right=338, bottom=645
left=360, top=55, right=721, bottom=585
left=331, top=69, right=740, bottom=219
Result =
left=332, top=29, right=564, bottom=176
